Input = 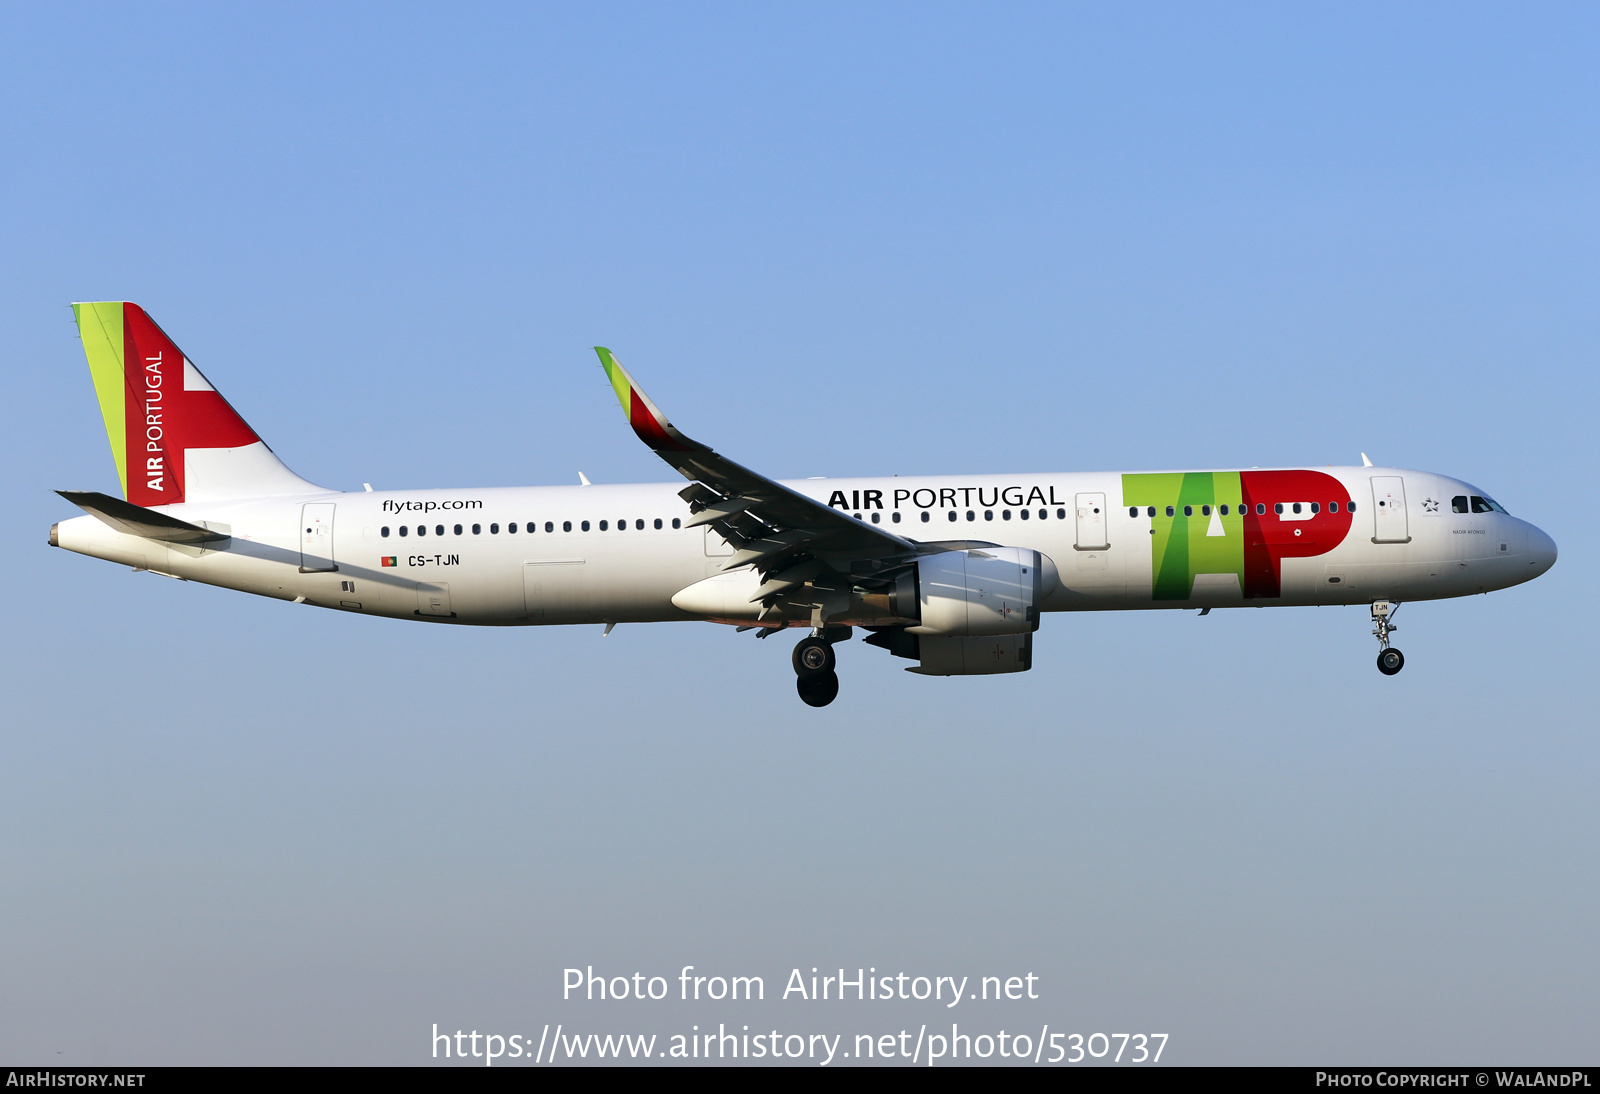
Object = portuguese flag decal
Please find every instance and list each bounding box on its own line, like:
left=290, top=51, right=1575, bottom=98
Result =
left=381, top=556, right=397, bottom=567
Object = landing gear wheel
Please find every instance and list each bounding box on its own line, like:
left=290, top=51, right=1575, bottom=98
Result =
left=797, top=670, right=840, bottom=707
left=1377, top=647, right=1405, bottom=676
left=792, top=636, right=836, bottom=679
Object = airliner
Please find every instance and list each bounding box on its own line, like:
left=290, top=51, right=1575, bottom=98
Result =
left=51, top=303, right=1557, bottom=706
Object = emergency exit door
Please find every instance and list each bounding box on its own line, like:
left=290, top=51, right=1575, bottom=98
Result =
left=1370, top=477, right=1410, bottom=543
left=299, top=503, right=337, bottom=572
left=1075, top=493, right=1109, bottom=550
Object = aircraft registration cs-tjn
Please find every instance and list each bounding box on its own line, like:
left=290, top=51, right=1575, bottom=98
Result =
left=52, top=303, right=1557, bottom=706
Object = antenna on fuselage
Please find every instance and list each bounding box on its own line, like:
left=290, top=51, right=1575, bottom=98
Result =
left=1360, top=453, right=1374, bottom=467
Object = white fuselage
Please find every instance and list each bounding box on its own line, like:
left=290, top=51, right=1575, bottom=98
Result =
left=52, top=466, right=1556, bottom=626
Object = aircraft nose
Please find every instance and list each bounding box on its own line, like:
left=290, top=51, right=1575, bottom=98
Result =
left=1527, top=523, right=1557, bottom=576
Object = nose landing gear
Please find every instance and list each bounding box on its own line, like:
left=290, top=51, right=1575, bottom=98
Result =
left=793, top=634, right=840, bottom=707
left=1372, top=601, right=1404, bottom=675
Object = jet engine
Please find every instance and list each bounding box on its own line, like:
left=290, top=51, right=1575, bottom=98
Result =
left=866, top=546, right=1058, bottom=675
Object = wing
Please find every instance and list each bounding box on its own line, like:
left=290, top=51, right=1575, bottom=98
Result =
left=595, top=347, right=920, bottom=614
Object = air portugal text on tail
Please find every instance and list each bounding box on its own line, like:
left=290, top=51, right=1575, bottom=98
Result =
left=50, top=307, right=1559, bottom=708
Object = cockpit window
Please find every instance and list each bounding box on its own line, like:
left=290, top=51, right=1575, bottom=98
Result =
left=1452, top=496, right=1469, bottom=514
left=1471, top=495, right=1507, bottom=514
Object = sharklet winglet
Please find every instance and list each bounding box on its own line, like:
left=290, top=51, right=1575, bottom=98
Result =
left=594, top=347, right=693, bottom=453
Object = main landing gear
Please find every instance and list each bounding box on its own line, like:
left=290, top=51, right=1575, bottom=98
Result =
left=1372, top=600, right=1405, bottom=676
left=793, top=633, right=840, bottom=707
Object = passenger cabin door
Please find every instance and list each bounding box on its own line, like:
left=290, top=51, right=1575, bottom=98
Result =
left=1370, top=477, right=1410, bottom=543
left=299, top=502, right=337, bottom=572
left=1075, top=492, right=1109, bottom=551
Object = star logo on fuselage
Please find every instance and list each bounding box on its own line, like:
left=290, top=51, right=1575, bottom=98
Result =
left=1422, top=497, right=1440, bottom=513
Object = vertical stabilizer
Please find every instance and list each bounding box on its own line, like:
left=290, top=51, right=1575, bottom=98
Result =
left=71, top=302, right=325, bottom=505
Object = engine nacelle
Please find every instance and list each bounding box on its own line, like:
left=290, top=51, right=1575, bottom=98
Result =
left=907, top=546, right=1055, bottom=638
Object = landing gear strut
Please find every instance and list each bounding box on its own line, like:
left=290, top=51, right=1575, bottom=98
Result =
left=793, top=634, right=840, bottom=707
left=1372, top=601, right=1404, bottom=676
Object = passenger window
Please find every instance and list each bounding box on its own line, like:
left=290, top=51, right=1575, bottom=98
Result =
left=1001, top=510, right=1011, bottom=520
left=871, top=512, right=880, bottom=524
left=472, top=523, right=481, bottom=535
left=399, top=526, right=408, bottom=537
left=490, top=523, right=499, bottom=534
left=654, top=518, right=662, bottom=529
left=1146, top=506, right=1155, bottom=517
left=563, top=521, right=572, bottom=532
left=966, top=510, right=975, bottom=521
left=508, top=523, right=518, bottom=533
left=983, top=510, right=992, bottom=521
left=1128, top=507, right=1138, bottom=517
left=1328, top=502, right=1339, bottom=513
left=381, top=526, right=390, bottom=537
left=947, top=511, right=957, bottom=522
left=636, top=519, right=645, bottom=529
left=1470, top=496, right=1495, bottom=514
left=599, top=520, right=608, bottom=531
left=921, top=512, right=930, bottom=523
left=1256, top=503, right=1266, bottom=515
left=454, top=524, right=463, bottom=535
left=1347, top=501, right=1356, bottom=512
left=1183, top=505, right=1192, bottom=517
left=1020, top=509, right=1029, bottom=520
left=1310, top=503, right=1319, bottom=514
left=1291, top=503, right=1302, bottom=514
left=1057, top=508, right=1067, bottom=519
left=581, top=520, right=590, bottom=531
left=1452, top=496, right=1469, bottom=513
left=1203, top=505, right=1212, bottom=516
left=435, top=525, right=444, bottom=536
left=417, top=525, right=426, bottom=536
left=1219, top=505, right=1228, bottom=516
left=671, top=518, right=681, bottom=529
left=1166, top=506, right=1175, bottom=517
left=1274, top=503, right=1283, bottom=515
left=892, top=512, right=902, bottom=523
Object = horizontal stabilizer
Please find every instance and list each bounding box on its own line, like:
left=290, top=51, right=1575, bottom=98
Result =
left=56, top=490, right=229, bottom=544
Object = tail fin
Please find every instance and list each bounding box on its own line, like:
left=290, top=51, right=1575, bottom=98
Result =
left=71, top=302, right=324, bottom=505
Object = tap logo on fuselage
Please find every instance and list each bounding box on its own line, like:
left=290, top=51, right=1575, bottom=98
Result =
left=1122, top=470, right=1355, bottom=600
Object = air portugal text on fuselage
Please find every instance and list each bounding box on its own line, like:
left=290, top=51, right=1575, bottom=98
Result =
left=826, top=484, right=1068, bottom=513
left=52, top=311, right=1559, bottom=708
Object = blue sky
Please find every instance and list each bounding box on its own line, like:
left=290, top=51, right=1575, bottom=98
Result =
left=2, top=3, right=1596, bottom=1064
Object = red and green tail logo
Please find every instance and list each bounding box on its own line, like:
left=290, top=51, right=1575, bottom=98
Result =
left=73, top=302, right=259, bottom=507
